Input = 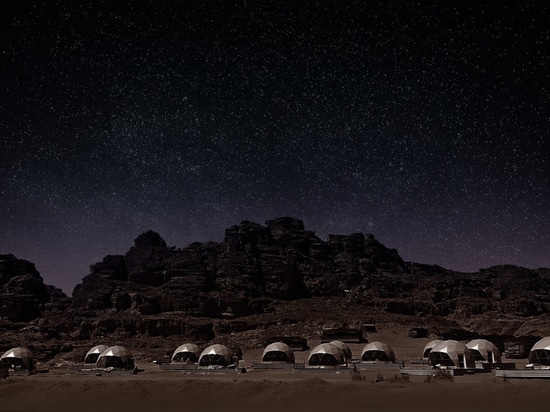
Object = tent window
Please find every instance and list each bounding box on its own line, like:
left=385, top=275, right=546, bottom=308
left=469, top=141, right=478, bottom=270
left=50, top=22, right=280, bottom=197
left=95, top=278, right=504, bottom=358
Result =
left=98, top=356, right=126, bottom=368
left=531, top=350, right=550, bottom=366
left=0, top=357, right=26, bottom=369
left=199, top=354, right=228, bottom=367
left=173, top=352, right=198, bottom=363
left=263, top=351, right=291, bottom=363
left=362, top=350, right=390, bottom=362
left=84, top=354, right=100, bottom=364
left=428, top=352, right=455, bottom=367
left=309, top=354, right=338, bottom=366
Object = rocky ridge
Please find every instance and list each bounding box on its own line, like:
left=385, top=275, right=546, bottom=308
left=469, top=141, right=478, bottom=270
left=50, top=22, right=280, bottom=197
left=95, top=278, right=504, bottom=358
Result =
left=1, top=217, right=550, bottom=362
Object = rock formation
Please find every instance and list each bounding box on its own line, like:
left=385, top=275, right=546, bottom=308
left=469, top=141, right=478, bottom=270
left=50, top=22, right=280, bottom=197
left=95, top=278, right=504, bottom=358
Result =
left=70, top=217, right=410, bottom=318
left=0, top=254, right=61, bottom=322
left=2, top=217, right=550, bottom=361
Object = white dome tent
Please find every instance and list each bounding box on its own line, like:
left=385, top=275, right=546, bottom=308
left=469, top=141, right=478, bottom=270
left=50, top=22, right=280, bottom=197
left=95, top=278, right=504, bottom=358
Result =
left=361, top=341, right=396, bottom=363
left=96, top=346, right=134, bottom=369
left=84, top=345, right=109, bottom=364
left=529, top=337, right=550, bottom=366
left=0, top=347, right=35, bottom=372
left=466, top=339, right=502, bottom=364
left=171, top=343, right=200, bottom=363
left=428, top=340, right=475, bottom=368
left=422, top=340, right=442, bottom=359
left=308, top=343, right=346, bottom=367
left=198, top=344, right=233, bottom=368
left=262, top=342, right=295, bottom=363
left=329, top=341, right=352, bottom=362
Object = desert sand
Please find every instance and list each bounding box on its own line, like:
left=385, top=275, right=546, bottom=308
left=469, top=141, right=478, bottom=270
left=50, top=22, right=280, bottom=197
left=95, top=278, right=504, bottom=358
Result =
left=1, top=329, right=549, bottom=412
left=2, top=370, right=550, bottom=412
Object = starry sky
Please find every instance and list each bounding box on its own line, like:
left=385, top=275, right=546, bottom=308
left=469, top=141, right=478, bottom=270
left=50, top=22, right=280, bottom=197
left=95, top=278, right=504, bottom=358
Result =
left=1, top=1, right=549, bottom=294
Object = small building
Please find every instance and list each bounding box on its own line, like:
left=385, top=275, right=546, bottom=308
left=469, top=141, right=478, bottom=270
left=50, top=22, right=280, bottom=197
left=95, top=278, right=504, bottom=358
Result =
left=84, top=345, right=109, bottom=365
left=264, top=336, right=309, bottom=351
left=171, top=343, right=200, bottom=363
left=320, top=328, right=365, bottom=343
left=466, top=339, right=502, bottom=365
left=261, top=342, right=295, bottom=363
left=198, top=344, right=233, bottom=368
left=505, top=336, right=541, bottom=358
left=428, top=340, right=475, bottom=368
left=96, top=346, right=134, bottom=369
left=361, top=320, right=377, bottom=333
left=307, top=343, right=346, bottom=367
left=361, top=341, right=396, bottom=363
left=408, top=327, right=429, bottom=338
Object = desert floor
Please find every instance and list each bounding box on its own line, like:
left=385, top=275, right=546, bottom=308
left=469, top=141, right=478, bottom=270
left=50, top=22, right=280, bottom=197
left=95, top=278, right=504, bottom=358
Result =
left=1, top=329, right=548, bottom=412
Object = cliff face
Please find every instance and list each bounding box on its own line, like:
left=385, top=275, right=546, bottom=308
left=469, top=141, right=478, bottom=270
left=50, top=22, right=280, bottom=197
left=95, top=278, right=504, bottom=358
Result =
left=69, top=217, right=550, bottom=322
left=0, top=254, right=69, bottom=322
left=70, top=217, right=409, bottom=317
left=2, top=217, right=550, bottom=361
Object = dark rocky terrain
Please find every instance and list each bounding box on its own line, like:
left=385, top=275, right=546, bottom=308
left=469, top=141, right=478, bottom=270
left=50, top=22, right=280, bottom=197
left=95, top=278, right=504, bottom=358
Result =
left=2, top=217, right=550, bottom=363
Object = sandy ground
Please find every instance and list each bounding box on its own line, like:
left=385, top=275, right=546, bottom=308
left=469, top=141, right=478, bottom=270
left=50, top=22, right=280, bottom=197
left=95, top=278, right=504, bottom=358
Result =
left=1, top=330, right=547, bottom=412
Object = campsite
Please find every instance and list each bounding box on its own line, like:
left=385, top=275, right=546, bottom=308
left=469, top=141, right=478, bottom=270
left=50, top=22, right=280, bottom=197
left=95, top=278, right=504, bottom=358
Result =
left=2, top=327, right=550, bottom=412
left=2, top=224, right=550, bottom=412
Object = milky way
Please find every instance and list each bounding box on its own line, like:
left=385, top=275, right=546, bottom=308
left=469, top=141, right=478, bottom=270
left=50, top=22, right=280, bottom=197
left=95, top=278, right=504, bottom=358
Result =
left=1, top=1, right=549, bottom=293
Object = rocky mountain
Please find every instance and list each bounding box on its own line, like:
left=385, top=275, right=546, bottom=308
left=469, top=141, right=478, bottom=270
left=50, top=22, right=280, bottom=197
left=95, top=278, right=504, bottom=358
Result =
left=71, top=217, right=409, bottom=317
left=2, top=217, right=550, bottom=362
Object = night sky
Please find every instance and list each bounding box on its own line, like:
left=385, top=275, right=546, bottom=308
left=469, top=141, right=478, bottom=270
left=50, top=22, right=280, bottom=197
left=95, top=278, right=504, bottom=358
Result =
left=1, top=1, right=549, bottom=294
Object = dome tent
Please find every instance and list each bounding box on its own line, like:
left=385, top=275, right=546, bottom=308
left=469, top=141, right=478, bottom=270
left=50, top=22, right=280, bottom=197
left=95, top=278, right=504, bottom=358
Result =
left=466, top=339, right=502, bottom=364
left=428, top=340, right=475, bottom=368
left=308, top=343, right=346, bottom=367
left=84, top=345, right=109, bottom=364
left=0, top=347, right=34, bottom=371
left=529, top=337, right=550, bottom=366
left=329, top=340, right=352, bottom=361
left=361, top=341, right=396, bottom=362
left=171, top=343, right=200, bottom=363
left=96, top=346, right=134, bottom=369
left=262, top=342, right=295, bottom=363
left=422, top=340, right=442, bottom=359
left=198, top=344, right=233, bottom=368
